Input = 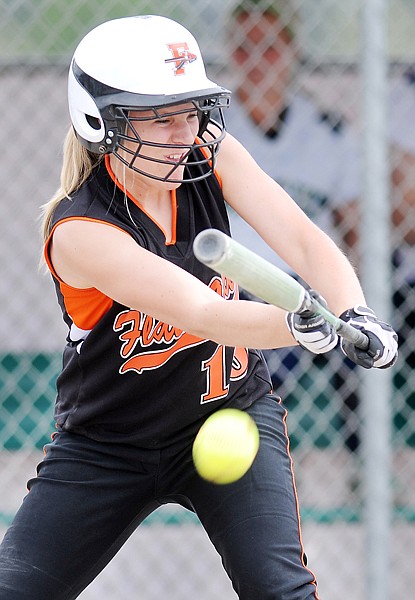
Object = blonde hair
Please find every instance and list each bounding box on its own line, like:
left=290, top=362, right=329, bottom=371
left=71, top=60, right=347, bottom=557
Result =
left=41, top=128, right=103, bottom=242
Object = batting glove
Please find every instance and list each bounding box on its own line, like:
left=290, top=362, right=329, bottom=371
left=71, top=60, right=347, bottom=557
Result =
left=339, top=306, right=398, bottom=369
left=286, top=291, right=339, bottom=354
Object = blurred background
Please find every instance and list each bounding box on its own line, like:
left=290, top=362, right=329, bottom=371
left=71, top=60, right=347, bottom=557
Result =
left=0, top=0, right=414, bottom=598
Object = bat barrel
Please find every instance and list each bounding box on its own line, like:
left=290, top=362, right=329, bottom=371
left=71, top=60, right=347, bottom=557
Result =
left=193, top=229, right=229, bottom=269
left=194, top=229, right=307, bottom=312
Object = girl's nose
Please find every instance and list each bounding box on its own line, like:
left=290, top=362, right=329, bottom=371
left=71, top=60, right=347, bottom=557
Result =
left=170, top=120, right=196, bottom=145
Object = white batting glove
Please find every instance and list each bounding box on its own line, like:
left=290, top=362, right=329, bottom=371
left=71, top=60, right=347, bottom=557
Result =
left=339, top=306, right=398, bottom=369
left=286, top=291, right=339, bottom=354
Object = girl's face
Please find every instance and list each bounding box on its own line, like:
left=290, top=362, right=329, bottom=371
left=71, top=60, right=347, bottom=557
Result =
left=116, top=102, right=201, bottom=184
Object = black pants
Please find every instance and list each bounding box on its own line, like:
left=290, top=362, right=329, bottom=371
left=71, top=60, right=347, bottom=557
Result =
left=0, top=395, right=319, bottom=600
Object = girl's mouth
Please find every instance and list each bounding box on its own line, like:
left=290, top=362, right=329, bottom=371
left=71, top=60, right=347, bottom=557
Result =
left=166, top=153, right=187, bottom=164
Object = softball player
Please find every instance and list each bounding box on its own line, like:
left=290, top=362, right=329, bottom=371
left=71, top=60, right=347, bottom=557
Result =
left=0, top=15, right=397, bottom=600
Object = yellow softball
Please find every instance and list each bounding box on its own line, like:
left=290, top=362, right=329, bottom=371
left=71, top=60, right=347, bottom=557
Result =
left=192, top=408, right=260, bottom=485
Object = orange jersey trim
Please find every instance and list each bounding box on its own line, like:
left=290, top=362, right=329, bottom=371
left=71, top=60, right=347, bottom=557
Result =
left=44, top=217, right=130, bottom=331
left=60, top=282, right=114, bottom=331
left=44, top=217, right=130, bottom=280
left=104, top=155, right=178, bottom=246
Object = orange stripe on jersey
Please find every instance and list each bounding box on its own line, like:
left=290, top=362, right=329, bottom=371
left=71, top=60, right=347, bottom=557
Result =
left=60, top=281, right=113, bottom=331
left=104, top=155, right=178, bottom=246
left=43, top=217, right=127, bottom=331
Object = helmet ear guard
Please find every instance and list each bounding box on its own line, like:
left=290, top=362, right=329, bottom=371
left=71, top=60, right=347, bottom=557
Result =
left=68, top=66, right=107, bottom=148
left=67, top=15, right=231, bottom=182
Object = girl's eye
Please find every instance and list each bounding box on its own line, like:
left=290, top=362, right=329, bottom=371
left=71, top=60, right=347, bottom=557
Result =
left=154, top=112, right=198, bottom=125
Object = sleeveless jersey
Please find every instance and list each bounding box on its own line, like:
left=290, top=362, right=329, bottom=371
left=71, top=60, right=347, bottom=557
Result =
left=44, top=151, right=272, bottom=448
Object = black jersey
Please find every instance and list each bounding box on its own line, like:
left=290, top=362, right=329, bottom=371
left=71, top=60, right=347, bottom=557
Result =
left=44, top=151, right=272, bottom=447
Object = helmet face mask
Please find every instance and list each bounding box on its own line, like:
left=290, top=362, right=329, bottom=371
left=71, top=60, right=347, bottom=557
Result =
left=68, top=15, right=231, bottom=183
left=109, top=97, right=229, bottom=183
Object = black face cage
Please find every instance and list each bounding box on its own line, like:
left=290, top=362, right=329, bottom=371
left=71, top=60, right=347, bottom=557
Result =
left=110, top=95, right=230, bottom=183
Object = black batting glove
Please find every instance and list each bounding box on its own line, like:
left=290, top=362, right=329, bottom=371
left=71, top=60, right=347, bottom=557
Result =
left=339, top=305, right=398, bottom=369
left=286, top=290, right=338, bottom=354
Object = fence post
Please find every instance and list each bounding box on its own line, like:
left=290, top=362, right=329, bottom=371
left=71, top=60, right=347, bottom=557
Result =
left=360, top=1, right=393, bottom=599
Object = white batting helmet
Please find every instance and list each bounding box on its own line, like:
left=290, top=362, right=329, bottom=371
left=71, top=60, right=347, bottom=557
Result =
left=68, top=15, right=231, bottom=182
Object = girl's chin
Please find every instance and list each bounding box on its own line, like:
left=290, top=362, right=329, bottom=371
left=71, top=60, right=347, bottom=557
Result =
left=154, top=165, right=187, bottom=185
left=143, top=171, right=184, bottom=189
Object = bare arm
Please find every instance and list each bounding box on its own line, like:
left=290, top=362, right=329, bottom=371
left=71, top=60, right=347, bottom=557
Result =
left=217, top=133, right=366, bottom=315
left=50, top=220, right=294, bottom=349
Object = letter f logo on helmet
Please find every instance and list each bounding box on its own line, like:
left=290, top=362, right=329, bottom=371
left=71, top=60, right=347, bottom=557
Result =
left=165, top=42, right=197, bottom=75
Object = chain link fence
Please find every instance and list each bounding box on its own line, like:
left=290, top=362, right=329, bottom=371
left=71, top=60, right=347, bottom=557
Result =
left=0, top=0, right=414, bottom=598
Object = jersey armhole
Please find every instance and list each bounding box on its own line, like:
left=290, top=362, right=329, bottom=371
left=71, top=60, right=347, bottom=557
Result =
left=44, top=216, right=132, bottom=288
